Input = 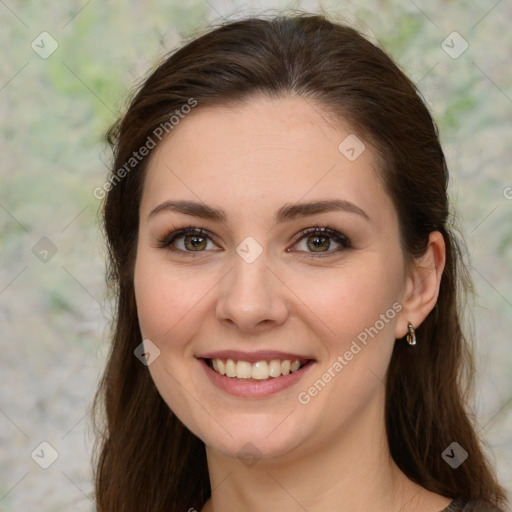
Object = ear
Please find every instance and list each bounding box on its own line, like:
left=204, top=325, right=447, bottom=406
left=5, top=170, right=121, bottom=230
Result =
left=395, top=231, right=446, bottom=339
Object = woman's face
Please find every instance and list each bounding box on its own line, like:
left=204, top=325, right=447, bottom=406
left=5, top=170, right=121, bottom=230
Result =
left=134, top=96, right=411, bottom=461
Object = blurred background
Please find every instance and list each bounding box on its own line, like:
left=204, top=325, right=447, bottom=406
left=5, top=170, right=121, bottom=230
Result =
left=1, top=0, right=511, bottom=509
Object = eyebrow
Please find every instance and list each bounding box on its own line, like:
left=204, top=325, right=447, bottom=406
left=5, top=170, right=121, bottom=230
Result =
left=148, top=199, right=371, bottom=224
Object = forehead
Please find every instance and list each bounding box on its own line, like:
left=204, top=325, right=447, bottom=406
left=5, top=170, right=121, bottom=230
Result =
left=140, top=96, right=393, bottom=224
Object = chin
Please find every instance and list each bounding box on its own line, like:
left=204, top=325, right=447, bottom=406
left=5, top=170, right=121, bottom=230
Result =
left=193, top=411, right=315, bottom=464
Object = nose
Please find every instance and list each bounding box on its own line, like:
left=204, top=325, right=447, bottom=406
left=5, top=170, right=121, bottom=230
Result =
left=215, top=251, right=289, bottom=333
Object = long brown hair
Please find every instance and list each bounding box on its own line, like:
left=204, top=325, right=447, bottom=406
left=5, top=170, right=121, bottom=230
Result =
left=92, top=13, right=508, bottom=511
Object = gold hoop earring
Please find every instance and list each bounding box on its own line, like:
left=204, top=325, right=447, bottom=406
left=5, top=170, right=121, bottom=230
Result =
left=406, top=323, right=416, bottom=346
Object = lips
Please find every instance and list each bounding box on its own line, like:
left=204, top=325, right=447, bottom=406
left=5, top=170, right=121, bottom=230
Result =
left=196, top=350, right=315, bottom=397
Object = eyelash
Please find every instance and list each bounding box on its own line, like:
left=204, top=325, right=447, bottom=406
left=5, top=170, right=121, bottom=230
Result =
left=156, top=224, right=352, bottom=258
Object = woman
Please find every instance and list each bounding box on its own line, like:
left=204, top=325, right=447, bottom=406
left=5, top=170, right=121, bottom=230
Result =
left=92, top=13, right=509, bottom=512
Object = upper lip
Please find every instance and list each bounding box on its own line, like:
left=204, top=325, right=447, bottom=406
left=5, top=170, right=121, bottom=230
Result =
left=197, top=350, right=315, bottom=363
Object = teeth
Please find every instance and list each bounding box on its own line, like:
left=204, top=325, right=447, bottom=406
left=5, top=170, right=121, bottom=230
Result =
left=268, top=359, right=282, bottom=377
left=210, top=358, right=305, bottom=380
left=290, top=360, right=301, bottom=372
left=251, top=361, right=268, bottom=380
left=225, top=359, right=237, bottom=378
left=236, top=360, right=252, bottom=379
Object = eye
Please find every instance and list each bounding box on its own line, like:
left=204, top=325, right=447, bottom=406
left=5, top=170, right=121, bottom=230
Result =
left=157, top=225, right=352, bottom=258
left=157, top=227, right=220, bottom=256
left=289, top=226, right=352, bottom=257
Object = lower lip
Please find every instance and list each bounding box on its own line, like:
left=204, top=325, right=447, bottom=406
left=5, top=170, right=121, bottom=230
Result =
left=199, top=359, right=315, bottom=398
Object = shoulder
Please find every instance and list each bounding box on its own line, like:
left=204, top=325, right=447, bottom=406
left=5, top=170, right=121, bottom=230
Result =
left=443, top=498, right=507, bottom=512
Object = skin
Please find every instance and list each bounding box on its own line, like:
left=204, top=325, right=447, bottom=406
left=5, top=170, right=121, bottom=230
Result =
left=133, top=96, right=449, bottom=511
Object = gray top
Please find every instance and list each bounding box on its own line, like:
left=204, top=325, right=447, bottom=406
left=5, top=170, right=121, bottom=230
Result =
left=442, top=499, right=506, bottom=511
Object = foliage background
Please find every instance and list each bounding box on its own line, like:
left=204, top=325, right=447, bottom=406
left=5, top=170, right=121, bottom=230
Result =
left=1, top=0, right=511, bottom=509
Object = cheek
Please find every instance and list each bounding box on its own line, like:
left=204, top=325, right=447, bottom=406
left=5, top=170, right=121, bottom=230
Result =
left=296, top=264, right=402, bottom=416
left=133, top=255, right=210, bottom=429
left=133, top=254, right=204, bottom=344
left=305, top=260, right=402, bottom=345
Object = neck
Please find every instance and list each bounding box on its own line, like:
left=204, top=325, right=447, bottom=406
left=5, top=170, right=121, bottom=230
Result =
left=201, top=386, right=448, bottom=512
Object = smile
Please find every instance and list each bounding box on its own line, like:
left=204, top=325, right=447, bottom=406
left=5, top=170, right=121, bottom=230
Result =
left=207, top=358, right=308, bottom=380
left=198, top=352, right=315, bottom=398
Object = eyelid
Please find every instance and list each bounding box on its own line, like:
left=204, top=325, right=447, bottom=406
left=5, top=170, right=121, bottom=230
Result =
left=292, top=225, right=350, bottom=244
left=156, top=226, right=220, bottom=253
left=288, top=226, right=352, bottom=255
